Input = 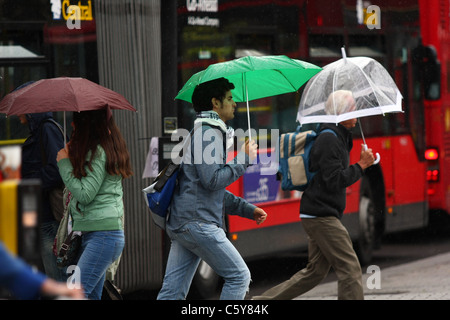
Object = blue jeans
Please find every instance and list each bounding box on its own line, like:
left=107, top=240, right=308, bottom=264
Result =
left=76, top=230, right=124, bottom=300
left=157, top=222, right=251, bottom=300
left=40, top=220, right=67, bottom=282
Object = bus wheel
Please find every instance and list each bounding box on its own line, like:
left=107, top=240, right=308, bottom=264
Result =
left=192, top=260, right=220, bottom=298
left=355, top=191, right=376, bottom=266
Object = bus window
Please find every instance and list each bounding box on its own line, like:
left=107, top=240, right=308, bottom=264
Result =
left=412, top=45, right=441, bottom=101
left=406, top=44, right=429, bottom=161
left=412, top=45, right=441, bottom=100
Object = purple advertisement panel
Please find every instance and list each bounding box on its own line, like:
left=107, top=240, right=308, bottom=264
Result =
left=243, top=155, right=279, bottom=204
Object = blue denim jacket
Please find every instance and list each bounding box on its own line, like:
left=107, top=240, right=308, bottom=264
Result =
left=167, top=124, right=256, bottom=230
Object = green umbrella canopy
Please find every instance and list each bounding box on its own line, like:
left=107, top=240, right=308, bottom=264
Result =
left=175, top=55, right=322, bottom=103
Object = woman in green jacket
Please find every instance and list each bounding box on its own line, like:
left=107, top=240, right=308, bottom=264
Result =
left=57, top=109, right=132, bottom=299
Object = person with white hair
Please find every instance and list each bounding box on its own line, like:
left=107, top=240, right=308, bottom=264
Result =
left=253, top=90, right=374, bottom=300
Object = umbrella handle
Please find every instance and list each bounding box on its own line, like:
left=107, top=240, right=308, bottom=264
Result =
left=363, top=144, right=380, bottom=165
left=373, top=153, right=381, bottom=165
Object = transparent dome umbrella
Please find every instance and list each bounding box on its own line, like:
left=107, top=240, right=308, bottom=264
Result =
left=175, top=55, right=322, bottom=140
left=297, top=48, right=403, bottom=164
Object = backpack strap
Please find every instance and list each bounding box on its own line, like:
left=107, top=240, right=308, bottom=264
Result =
left=154, top=162, right=180, bottom=192
left=319, top=128, right=337, bottom=137
left=153, top=127, right=196, bottom=192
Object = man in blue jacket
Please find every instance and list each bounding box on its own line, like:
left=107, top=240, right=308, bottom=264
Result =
left=157, top=78, right=267, bottom=300
left=19, top=112, right=66, bottom=281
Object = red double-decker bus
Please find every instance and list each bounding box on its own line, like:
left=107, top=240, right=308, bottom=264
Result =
left=176, top=0, right=449, bottom=294
left=418, top=0, right=450, bottom=216
left=2, top=0, right=449, bottom=298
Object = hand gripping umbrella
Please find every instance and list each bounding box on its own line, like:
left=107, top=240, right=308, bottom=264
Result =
left=0, top=77, right=136, bottom=144
left=297, top=48, right=403, bottom=165
left=175, top=55, right=322, bottom=141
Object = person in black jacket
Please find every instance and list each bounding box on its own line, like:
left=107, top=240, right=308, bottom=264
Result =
left=253, top=90, right=375, bottom=300
left=19, top=112, right=66, bottom=282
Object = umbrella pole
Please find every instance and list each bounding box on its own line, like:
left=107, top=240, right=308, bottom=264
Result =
left=244, top=74, right=252, bottom=142
left=64, top=111, right=67, bottom=146
left=242, top=72, right=252, bottom=141
left=358, top=119, right=367, bottom=146
left=358, top=119, right=381, bottom=165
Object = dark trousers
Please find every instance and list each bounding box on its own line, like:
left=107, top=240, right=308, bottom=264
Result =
left=252, top=216, right=364, bottom=300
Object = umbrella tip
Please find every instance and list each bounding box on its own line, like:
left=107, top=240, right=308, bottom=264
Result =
left=341, top=47, right=347, bottom=61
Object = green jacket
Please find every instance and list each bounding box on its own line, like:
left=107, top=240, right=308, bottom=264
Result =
left=57, top=146, right=124, bottom=232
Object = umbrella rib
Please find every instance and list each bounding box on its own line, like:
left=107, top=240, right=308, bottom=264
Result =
left=276, top=69, right=300, bottom=91
left=67, top=79, right=80, bottom=112
left=299, top=70, right=323, bottom=114
left=352, top=61, right=386, bottom=111
left=332, top=68, right=338, bottom=117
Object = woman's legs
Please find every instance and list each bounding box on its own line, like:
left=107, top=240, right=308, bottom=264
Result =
left=76, top=230, right=125, bottom=300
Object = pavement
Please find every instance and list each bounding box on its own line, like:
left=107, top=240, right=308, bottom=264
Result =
left=294, top=251, right=450, bottom=300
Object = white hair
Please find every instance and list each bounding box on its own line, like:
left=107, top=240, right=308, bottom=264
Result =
left=325, top=90, right=355, bottom=115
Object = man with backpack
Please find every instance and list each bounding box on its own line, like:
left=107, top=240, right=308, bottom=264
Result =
left=157, top=77, right=267, bottom=300
left=252, top=90, right=375, bottom=300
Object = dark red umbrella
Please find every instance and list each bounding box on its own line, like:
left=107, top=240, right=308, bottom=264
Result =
left=0, top=77, right=136, bottom=116
left=0, top=77, right=136, bottom=144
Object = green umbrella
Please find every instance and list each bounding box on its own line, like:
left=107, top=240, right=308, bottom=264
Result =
left=175, top=55, right=322, bottom=140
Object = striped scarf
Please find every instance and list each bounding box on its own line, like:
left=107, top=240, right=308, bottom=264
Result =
left=194, top=111, right=234, bottom=150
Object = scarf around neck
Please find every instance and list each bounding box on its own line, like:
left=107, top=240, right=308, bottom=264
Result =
left=194, top=111, right=234, bottom=150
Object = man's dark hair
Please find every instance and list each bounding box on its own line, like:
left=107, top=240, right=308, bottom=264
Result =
left=192, top=77, right=235, bottom=112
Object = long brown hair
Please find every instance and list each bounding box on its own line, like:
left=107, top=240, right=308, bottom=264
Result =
left=68, top=110, right=133, bottom=179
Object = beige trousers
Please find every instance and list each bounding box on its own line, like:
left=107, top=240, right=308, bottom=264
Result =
left=252, top=216, right=364, bottom=300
